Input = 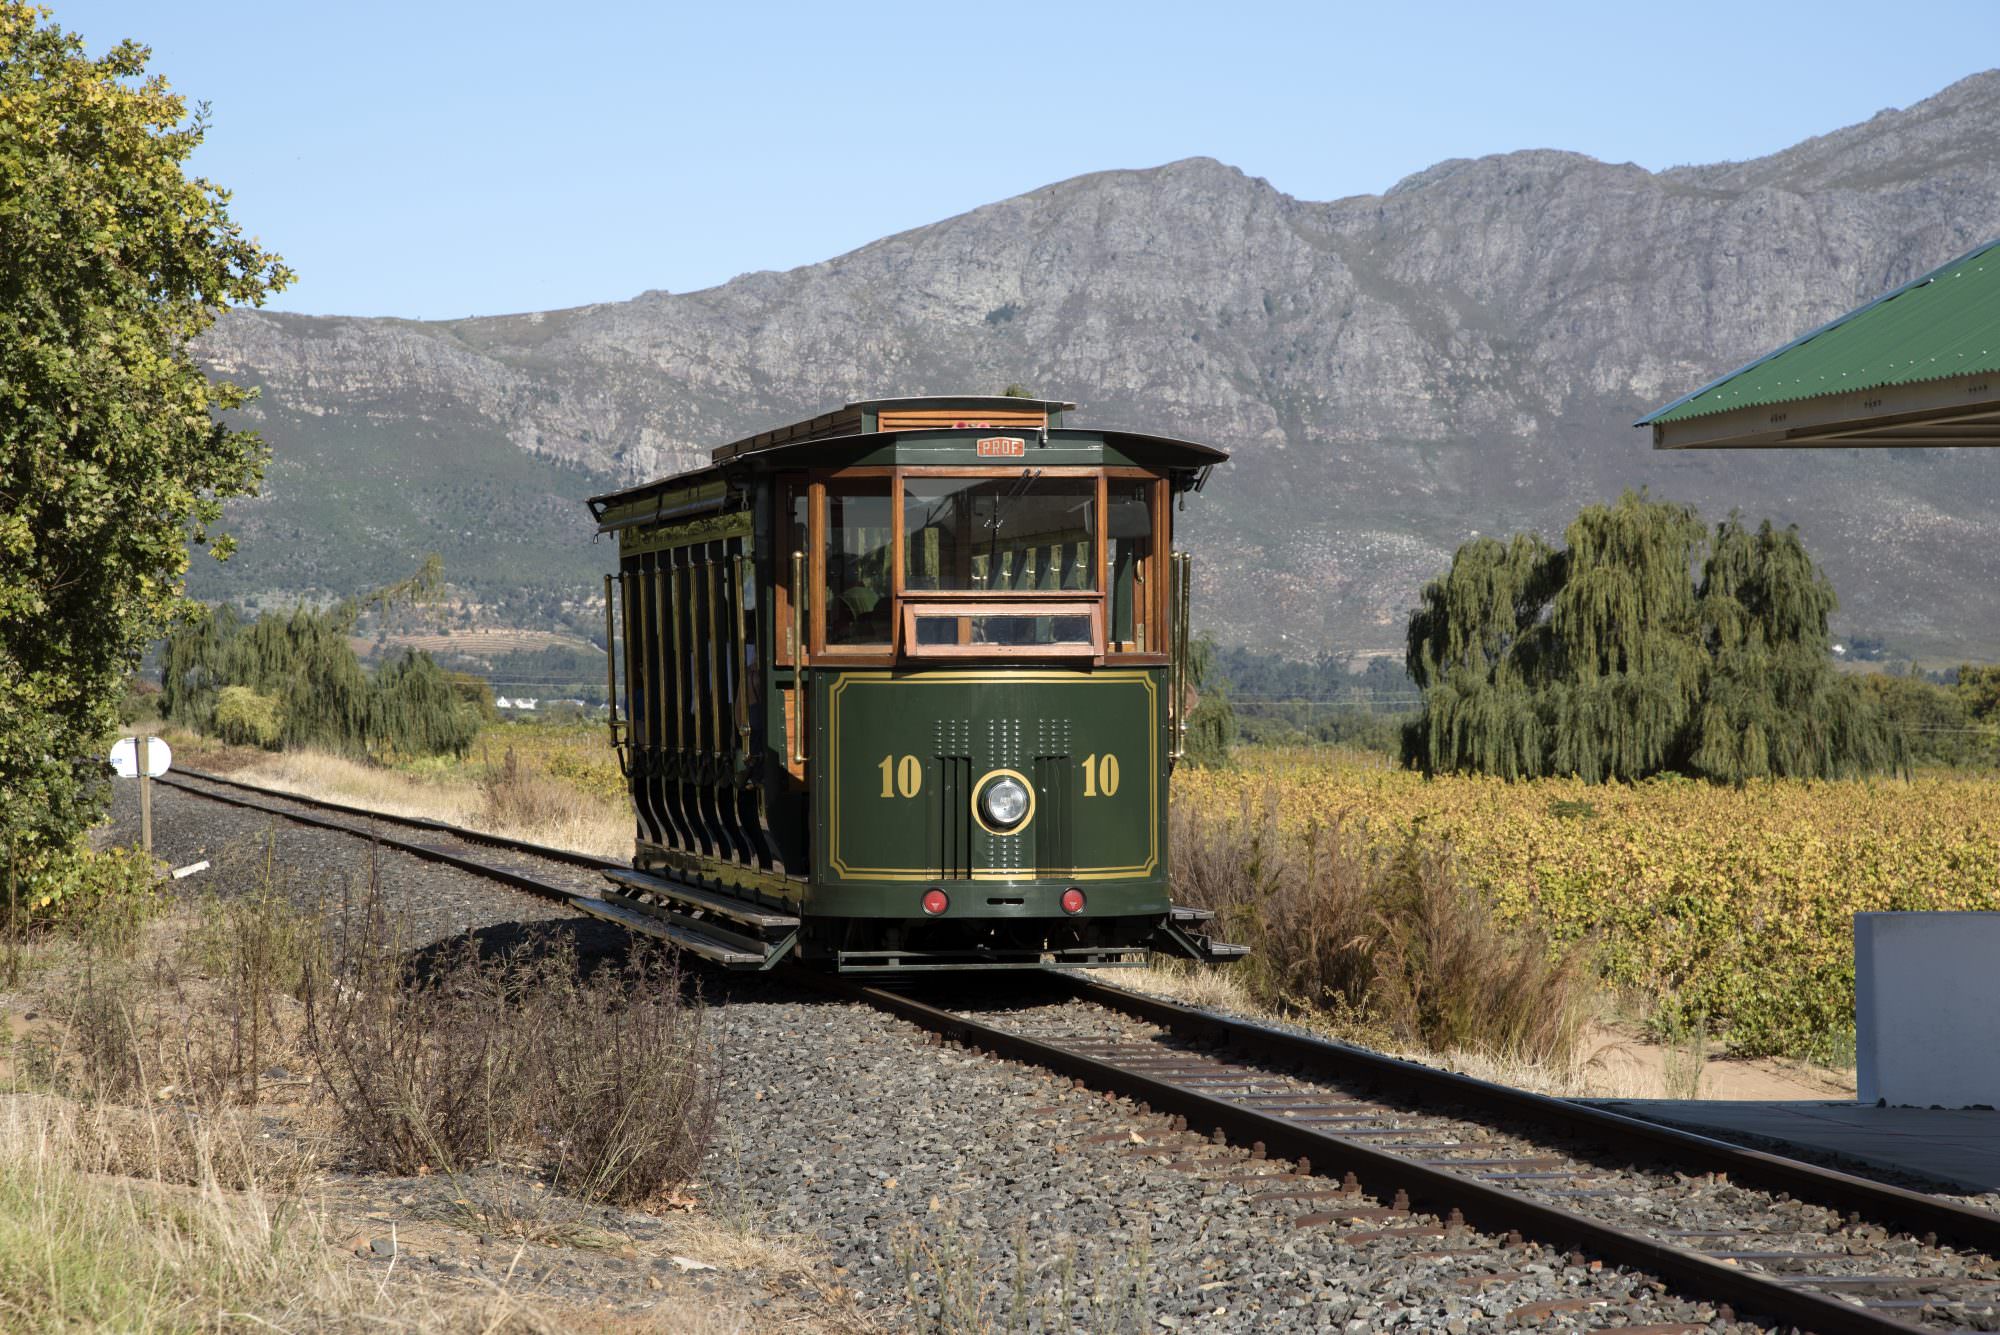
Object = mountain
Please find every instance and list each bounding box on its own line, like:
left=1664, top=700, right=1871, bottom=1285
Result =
left=197, top=72, right=2000, bottom=659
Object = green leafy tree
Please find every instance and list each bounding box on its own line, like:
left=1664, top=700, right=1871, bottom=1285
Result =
left=1183, top=635, right=1235, bottom=767
left=1405, top=492, right=1894, bottom=783
left=0, top=5, right=291, bottom=896
left=1860, top=673, right=1991, bottom=770
left=1957, top=664, right=2000, bottom=725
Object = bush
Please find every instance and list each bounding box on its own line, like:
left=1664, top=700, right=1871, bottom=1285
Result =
left=4, top=845, right=162, bottom=947
left=480, top=748, right=592, bottom=830
left=1173, top=793, right=1590, bottom=1066
left=213, top=686, right=284, bottom=749
left=302, top=876, right=714, bottom=1204
left=1179, top=750, right=2000, bottom=1062
left=115, top=678, right=161, bottom=726
left=523, top=946, right=714, bottom=1204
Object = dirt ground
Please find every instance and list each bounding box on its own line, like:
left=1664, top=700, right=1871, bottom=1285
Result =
left=1574, top=1022, right=1857, bottom=1101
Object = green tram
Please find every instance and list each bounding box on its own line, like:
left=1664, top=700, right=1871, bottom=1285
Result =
left=581, top=395, right=1244, bottom=971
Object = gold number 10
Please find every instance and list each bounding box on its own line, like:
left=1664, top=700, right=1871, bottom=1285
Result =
left=1080, top=753, right=1121, bottom=797
left=877, top=754, right=922, bottom=798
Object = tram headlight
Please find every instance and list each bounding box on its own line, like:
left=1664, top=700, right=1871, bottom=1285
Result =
left=980, top=775, right=1031, bottom=831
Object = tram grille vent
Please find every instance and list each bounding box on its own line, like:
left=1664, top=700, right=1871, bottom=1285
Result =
left=930, top=740, right=973, bottom=881
left=1033, top=753, right=1073, bottom=878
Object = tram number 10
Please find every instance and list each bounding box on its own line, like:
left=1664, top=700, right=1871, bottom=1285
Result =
left=877, top=754, right=924, bottom=799
left=1080, top=753, right=1120, bottom=797
left=876, top=753, right=1122, bottom=799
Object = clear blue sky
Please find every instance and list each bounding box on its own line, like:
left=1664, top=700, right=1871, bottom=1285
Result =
left=54, top=0, right=1997, bottom=320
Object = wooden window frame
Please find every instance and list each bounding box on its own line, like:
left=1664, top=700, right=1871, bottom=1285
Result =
left=1105, top=468, right=1170, bottom=665
left=900, top=601, right=1103, bottom=660
left=810, top=468, right=899, bottom=666
left=799, top=464, right=1171, bottom=666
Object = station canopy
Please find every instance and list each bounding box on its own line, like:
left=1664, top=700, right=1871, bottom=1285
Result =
left=1640, top=238, right=2000, bottom=449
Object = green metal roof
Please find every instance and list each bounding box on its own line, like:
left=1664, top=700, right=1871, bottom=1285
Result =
left=1641, top=239, right=2000, bottom=425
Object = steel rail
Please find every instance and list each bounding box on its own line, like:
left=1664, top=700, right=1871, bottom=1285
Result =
left=1070, top=976, right=2000, bottom=1258
left=160, top=769, right=622, bottom=872
left=152, top=770, right=606, bottom=909
left=819, top=975, right=1945, bottom=1335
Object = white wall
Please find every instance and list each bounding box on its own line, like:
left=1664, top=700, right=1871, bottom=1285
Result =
left=1856, top=912, right=2000, bottom=1107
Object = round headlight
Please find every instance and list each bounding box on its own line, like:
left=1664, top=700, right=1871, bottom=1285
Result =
left=981, top=775, right=1031, bottom=830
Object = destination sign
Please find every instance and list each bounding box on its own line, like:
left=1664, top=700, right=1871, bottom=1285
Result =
left=976, top=436, right=1026, bottom=458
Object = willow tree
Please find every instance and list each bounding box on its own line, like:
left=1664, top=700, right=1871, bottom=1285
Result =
left=160, top=556, right=473, bottom=759
left=1405, top=492, right=1892, bottom=783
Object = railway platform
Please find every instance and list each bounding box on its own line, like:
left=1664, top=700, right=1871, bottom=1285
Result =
left=1589, top=1099, right=2000, bottom=1195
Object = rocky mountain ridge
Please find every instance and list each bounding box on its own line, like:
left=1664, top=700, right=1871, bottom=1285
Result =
left=199, top=72, right=2000, bottom=657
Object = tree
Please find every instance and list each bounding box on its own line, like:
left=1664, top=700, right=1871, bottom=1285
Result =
left=1404, top=492, right=1894, bottom=783
left=1958, top=664, right=2000, bottom=725
left=1182, top=635, right=1235, bottom=767
left=160, top=559, right=475, bottom=760
left=0, top=5, right=291, bottom=894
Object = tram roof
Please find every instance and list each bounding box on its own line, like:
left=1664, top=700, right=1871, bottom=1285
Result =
left=1640, top=238, right=2000, bottom=449
left=710, top=395, right=1078, bottom=464
left=587, top=396, right=1227, bottom=523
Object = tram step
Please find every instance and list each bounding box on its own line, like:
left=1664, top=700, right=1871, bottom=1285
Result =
left=603, top=868, right=801, bottom=930
left=1149, top=914, right=1250, bottom=965
left=570, top=895, right=769, bottom=967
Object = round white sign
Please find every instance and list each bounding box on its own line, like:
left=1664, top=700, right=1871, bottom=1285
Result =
left=109, top=736, right=172, bottom=779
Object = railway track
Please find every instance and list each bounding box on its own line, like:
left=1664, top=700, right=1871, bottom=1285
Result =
left=160, top=766, right=2000, bottom=1333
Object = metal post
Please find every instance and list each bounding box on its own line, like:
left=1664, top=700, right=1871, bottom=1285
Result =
left=136, top=735, right=153, bottom=856
left=732, top=552, right=751, bottom=748
left=603, top=573, right=625, bottom=768
left=704, top=554, right=723, bottom=764
left=790, top=550, right=807, bottom=768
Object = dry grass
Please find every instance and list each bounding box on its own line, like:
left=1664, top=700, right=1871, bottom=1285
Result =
left=0, top=871, right=840, bottom=1332
left=302, top=868, right=715, bottom=1206
left=1171, top=793, right=1595, bottom=1069
left=231, top=745, right=633, bottom=860
left=1125, top=959, right=1599, bottom=1097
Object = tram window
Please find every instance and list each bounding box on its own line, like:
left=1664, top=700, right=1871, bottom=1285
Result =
left=1107, top=479, right=1154, bottom=650
left=825, top=479, right=893, bottom=646
left=903, top=475, right=1098, bottom=592
left=912, top=612, right=1094, bottom=647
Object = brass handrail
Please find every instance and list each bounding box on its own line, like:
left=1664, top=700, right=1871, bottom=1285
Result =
left=602, top=573, right=627, bottom=772
left=732, top=552, right=751, bottom=750
left=704, top=554, right=723, bottom=765
left=666, top=561, right=684, bottom=763
left=790, top=550, right=807, bottom=768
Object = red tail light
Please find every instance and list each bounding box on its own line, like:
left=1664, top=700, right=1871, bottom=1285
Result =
left=921, top=888, right=949, bottom=916
left=1060, top=887, right=1086, bottom=915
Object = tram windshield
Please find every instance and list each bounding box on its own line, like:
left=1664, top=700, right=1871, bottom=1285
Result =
left=902, top=475, right=1098, bottom=592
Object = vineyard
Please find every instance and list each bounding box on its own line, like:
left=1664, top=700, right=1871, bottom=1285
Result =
left=1177, top=749, right=2000, bottom=1061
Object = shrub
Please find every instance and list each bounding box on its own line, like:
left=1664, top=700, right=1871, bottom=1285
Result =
left=302, top=874, right=714, bottom=1203
left=1173, top=793, right=1590, bottom=1067
left=1179, top=750, right=2000, bottom=1062
left=302, top=909, right=527, bottom=1175
left=180, top=887, right=323, bottom=1104
left=526, top=945, right=714, bottom=1205
left=213, top=685, right=284, bottom=748
left=5, top=845, right=163, bottom=947
left=480, top=747, right=596, bottom=830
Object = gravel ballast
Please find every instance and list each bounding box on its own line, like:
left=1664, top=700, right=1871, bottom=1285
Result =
left=102, top=781, right=1778, bottom=1331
